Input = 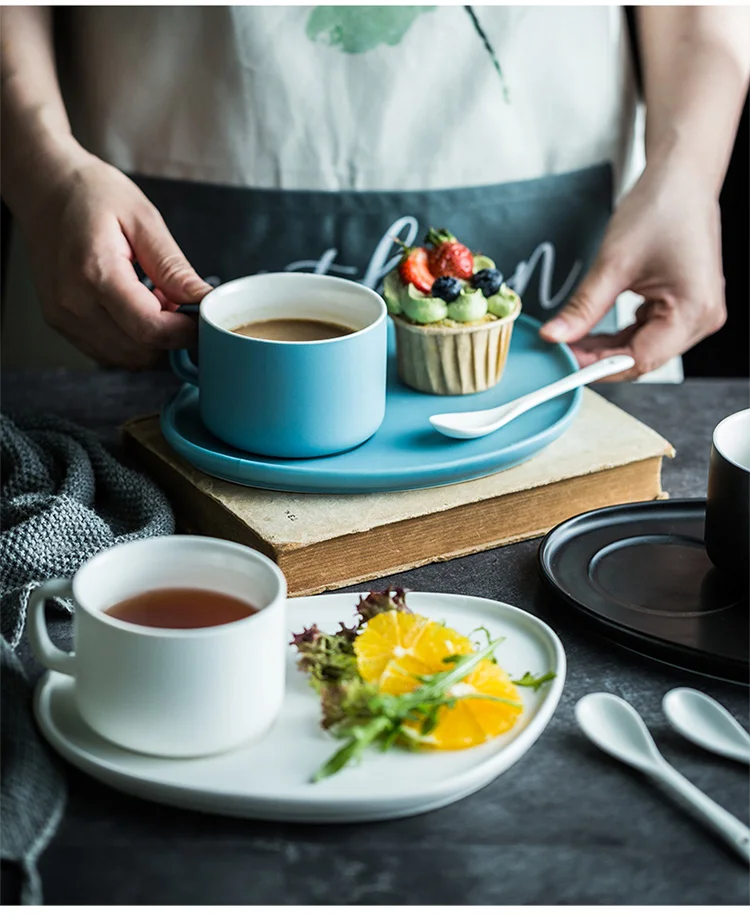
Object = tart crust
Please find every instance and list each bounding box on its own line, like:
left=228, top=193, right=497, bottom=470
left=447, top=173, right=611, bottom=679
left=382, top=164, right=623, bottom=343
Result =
left=391, top=302, right=521, bottom=395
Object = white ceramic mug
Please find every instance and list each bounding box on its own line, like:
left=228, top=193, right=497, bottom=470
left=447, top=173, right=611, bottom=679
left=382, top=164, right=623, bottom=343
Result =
left=27, top=536, right=287, bottom=758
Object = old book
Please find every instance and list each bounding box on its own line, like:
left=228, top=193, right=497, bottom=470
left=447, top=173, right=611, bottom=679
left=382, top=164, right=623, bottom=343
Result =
left=122, top=389, right=674, bottom=597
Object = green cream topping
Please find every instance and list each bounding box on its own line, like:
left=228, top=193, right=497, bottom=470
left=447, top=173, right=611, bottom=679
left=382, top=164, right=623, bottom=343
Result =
left=488, top=283, right=521, bottom=318
left=472, top=254, right=495, bottom=272
left=382, top=255, right=520, bottom=327
left=447, top=288, right=486, bottom=322
left=383, top=269, right=403, bottom=315
left=403, top=283, right=448, bottom=324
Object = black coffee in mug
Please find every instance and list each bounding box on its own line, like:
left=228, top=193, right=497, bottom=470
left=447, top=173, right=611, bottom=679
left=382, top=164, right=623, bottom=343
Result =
left=705, top=408, right=750, bottom=581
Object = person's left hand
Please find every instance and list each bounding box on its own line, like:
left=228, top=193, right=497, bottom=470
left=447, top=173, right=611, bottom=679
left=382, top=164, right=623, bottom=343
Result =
left=539, top=160, right=727, bottom=380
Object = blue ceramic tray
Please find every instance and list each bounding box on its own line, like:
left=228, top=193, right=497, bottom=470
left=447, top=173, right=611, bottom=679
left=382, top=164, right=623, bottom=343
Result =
left=161, top=315, right=581, bottom=493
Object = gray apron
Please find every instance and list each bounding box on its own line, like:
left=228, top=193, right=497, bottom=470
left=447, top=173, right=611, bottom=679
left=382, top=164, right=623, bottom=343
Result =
left=134, top=162, right=615, bottom=332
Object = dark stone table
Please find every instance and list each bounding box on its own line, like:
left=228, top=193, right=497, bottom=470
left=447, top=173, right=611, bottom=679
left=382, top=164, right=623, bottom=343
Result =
left=2, top=372, right=749, bottom=905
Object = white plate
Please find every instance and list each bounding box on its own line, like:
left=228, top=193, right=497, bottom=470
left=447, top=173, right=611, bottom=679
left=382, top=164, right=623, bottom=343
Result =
left=34, top=592, right=565, bottom=823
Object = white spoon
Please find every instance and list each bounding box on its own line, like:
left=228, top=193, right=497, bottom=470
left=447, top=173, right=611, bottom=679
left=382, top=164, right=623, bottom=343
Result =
left=576, top=692, right=750, bottom=864
left=430, top=354, right=635, bottom=440
left=663, top=688, right=750, bottom=765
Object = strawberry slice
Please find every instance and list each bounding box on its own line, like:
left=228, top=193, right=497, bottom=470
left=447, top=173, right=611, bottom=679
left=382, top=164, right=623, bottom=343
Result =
left=398, top=246, right=435, bottom=294
left=425, top=228, right=474, bottom=280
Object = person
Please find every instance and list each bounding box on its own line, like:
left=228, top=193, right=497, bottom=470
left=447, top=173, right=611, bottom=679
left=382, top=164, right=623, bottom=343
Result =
left=2, top=6, right=749, bottom=378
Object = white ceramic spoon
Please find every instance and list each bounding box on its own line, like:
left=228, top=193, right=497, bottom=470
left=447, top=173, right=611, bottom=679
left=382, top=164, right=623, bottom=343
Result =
left=576, top=692, right=750, bottom=864
left=663, top=688, right=750, bottom=765
left=430, top=354, right=635, bottom=440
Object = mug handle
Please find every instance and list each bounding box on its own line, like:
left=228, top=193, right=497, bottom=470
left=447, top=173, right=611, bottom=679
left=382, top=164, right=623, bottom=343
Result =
left=169, top=303, right=200, bottom=386
left=27, top=578, right=76, bottom=676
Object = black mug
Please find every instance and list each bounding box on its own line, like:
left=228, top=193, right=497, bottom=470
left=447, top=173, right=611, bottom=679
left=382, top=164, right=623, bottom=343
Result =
left=705, top=408, right=750, bottom=583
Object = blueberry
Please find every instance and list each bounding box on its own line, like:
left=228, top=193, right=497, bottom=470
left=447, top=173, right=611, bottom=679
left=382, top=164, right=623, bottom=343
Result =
left=472, top=268, right=503, bottom=298
left=431, top=276, right=462, bottom=303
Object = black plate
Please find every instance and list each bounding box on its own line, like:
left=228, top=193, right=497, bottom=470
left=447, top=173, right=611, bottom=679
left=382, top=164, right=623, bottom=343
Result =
left=538, top=499, right=749, bottom=684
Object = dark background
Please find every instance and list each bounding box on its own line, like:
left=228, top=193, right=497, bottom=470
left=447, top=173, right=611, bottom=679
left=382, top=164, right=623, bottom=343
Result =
left=683, top=93, right=748, bottom=378
left=624, top=5, right=748, bottom=378
left=1, top=372, right=748, bottom=906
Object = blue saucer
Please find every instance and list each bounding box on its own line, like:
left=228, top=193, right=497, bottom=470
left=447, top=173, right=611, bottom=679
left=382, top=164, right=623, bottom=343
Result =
left=161, top=316, right=581, bottom=493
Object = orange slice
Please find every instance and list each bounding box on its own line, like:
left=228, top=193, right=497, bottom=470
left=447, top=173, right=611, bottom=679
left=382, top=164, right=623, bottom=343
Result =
left=354, top=611, right=523, bottom=749
left=422, top=658, right=523, bottom=749
left=354, top=610, right=473, bottom=695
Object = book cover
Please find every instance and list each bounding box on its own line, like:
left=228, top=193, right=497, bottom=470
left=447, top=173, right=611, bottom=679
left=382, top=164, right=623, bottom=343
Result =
left=122, top=388, right=673, bottom=595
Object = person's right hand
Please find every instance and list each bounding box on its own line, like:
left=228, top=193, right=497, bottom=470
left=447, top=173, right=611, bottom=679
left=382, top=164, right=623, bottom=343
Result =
left=17, top=144, right=212, bottom=369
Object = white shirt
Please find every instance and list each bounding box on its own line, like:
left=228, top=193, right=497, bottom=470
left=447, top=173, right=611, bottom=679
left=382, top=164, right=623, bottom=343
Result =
left=62, top=5, right=644, bottom=195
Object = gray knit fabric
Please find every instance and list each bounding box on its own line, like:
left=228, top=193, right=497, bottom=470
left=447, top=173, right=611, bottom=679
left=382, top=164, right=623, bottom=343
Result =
left=1, top=413, right=174, bottom=904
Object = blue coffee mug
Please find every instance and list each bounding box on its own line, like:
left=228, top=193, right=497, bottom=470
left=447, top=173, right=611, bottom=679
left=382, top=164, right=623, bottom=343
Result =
left=170, top=273, right=388, bottom=459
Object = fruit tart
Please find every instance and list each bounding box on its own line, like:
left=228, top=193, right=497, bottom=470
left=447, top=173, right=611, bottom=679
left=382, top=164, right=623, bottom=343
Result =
left=383, top=228, right=521, bottom=395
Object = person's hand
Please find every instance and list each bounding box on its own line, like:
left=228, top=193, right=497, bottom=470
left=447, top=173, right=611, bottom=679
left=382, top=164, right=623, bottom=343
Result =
left=17, top=143, right=212, bottom=369
left=539, top=161, right=727, bottom=380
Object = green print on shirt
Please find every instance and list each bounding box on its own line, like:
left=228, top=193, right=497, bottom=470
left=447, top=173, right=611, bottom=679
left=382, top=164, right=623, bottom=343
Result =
left=306, top=6, right=435, bottom=54
left=306, top=6, right=509, bottom=102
